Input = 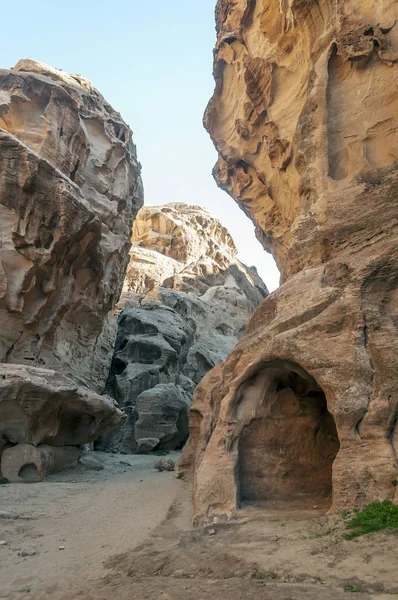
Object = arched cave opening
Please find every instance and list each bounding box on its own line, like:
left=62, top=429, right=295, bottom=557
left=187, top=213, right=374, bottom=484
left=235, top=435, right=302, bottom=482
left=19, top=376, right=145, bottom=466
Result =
left=18, top=462, right=40, bottom=483
left=238, top=360, right=340, bottom=509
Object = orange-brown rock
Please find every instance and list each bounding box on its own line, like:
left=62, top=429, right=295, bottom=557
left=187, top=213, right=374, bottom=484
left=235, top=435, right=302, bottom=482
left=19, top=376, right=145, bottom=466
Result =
left=0, top=363, right=124, bottom=449
left=181, top=0, right=398, bottom=523
left=0, top=59, right=143, bottom=392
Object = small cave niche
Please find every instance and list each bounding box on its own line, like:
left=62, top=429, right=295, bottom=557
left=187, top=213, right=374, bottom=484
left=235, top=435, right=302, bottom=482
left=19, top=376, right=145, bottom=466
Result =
left=18, top=463, right=40, bottom=482
left=122, top=317, right=158, bottom=336
left=238, top=360, right=339, bottom=509
left=195, top=351, right=215, bottom=381
left=113, top=356, right=127, bottom=375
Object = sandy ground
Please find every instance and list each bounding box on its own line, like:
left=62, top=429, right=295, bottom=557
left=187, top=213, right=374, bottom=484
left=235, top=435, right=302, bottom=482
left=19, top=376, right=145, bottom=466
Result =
left=1, top=452, right=398, bottom=600
left=0, top=452, right=181, bottom=599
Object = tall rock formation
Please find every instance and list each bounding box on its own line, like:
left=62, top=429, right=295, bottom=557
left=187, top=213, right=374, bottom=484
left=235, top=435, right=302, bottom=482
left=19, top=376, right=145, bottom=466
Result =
left=180, top=1, right=398, bottom=523
left=0, top=59, right=143, bottom=392
left=98, top=203, right=268, bottom=453
left=0, top=60, right=142, bottom=481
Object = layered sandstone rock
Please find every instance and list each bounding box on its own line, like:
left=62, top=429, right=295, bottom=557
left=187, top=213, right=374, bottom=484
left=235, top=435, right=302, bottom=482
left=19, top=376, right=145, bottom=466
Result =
left=180, top=1, right=398, bottom=523
left=0, top=364, right=124, bottom=481
left=1, top=444, right=82, bottom=483
left=97, top=203, right=268, bottom=453
left=0, top=59, right=143, bottom=392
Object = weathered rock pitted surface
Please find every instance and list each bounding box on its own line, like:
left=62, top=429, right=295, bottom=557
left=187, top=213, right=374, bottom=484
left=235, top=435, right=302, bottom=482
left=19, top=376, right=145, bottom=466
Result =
left=124, top=203, right=265, bottom=303
left=0, top=363, right=124, bottom=481
left=180, top=1, right=398, bottom=523
left=98, top=203, right=268, bottom=453
left=132, top=202, right=236, bottom=266
left=0, top=363, right=124, bottom=449
left=0, top=59, right=143, bottom=392
left=1, top=444, right=82, bottom=483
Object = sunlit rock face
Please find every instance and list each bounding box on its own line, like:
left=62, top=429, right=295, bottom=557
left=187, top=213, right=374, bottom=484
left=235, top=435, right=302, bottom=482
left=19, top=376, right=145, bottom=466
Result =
left=97, top=203, right=268, bottom=453
left=0, top=59, right=143, bottom=392
left=180, top=1, right=398, bottom=523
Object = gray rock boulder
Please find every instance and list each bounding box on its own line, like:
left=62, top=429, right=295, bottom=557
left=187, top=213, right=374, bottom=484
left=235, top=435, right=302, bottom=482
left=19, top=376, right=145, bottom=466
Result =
left=97, top=204, right=268, bottom=453
left=135, top=384, right=191, bottom=451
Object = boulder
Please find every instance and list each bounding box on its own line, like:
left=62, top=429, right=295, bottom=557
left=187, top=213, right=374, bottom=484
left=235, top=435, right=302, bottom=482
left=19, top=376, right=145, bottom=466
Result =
left=154, top=458, right=175, bottom=472
left=0, top=59, right=143, bottom=392
left=1, top=444, right=82, bottom=483
left=78, top=452, right=105, bottom=471
left=135, top=384, right=191, bottom=451
left=180, top=0, right=398, bottom=523
left=137, top=438, right=161, bottom=454
left=0, top=363, right=125, bottom=453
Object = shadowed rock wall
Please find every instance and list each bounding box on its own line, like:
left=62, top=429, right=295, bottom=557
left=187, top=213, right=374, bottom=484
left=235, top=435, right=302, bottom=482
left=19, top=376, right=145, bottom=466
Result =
left=98, top=203, right=268, bottom=453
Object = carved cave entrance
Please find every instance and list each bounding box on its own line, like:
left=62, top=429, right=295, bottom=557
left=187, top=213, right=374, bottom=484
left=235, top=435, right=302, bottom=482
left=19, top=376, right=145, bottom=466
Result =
left=238, top=360, right=340, bottom=509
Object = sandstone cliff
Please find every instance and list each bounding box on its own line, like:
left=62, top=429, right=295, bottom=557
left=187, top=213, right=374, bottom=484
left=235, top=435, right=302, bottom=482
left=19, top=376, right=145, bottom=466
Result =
left=180, top=1, right=398, bottom=523
left=0, top=60, right=142, bottom=481
left=98, top=203, right=268, bottom=453
left=0, top=59, right=143, bottom=392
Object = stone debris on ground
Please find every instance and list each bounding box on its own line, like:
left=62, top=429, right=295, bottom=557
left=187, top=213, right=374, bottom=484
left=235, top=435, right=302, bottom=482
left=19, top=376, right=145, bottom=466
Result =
left=154, top=458, right=175, bottom=472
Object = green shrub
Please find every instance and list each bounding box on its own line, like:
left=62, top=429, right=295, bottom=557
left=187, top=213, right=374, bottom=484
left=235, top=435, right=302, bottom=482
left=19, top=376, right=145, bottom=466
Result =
left=251, top=570, right=279, bottom=580
left=344, top=501, right=398, bottom=539
left=343, top=583, right=361, bottom=593
left=264, top=571, right=278, bottom=580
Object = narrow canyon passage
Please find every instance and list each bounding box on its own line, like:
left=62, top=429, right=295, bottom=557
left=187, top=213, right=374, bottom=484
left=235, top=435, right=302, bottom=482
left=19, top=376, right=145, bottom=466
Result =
left=238, top=361, right=340, bottom=509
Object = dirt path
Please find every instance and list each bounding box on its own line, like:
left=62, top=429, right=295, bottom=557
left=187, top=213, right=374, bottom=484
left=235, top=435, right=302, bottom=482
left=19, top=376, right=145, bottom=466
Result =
left=0, top=452, right=182, bottom=599
left=1, top=453, right=397, bottom=600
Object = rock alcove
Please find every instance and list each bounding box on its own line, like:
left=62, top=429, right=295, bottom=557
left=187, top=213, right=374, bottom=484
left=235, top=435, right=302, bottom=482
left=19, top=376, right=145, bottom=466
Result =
left=237, top=360, right=339, bottom=509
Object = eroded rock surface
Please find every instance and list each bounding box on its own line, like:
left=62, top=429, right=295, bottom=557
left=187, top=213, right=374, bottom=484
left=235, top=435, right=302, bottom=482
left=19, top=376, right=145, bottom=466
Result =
left=0, top=59, right=143, bottom=392
left=0, top=363, right=124, bottom=480
left=97, top=203, right=268, bottom=453
left=1, top=444, right=82, bottom=483
left=0, top=60, right=142, bottom=480
left=180, top=1, right=398, bottom=523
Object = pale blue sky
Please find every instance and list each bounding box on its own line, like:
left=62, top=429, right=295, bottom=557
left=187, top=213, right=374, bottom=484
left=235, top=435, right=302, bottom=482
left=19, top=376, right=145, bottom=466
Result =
left=2, top=0, right=280, bottom=291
